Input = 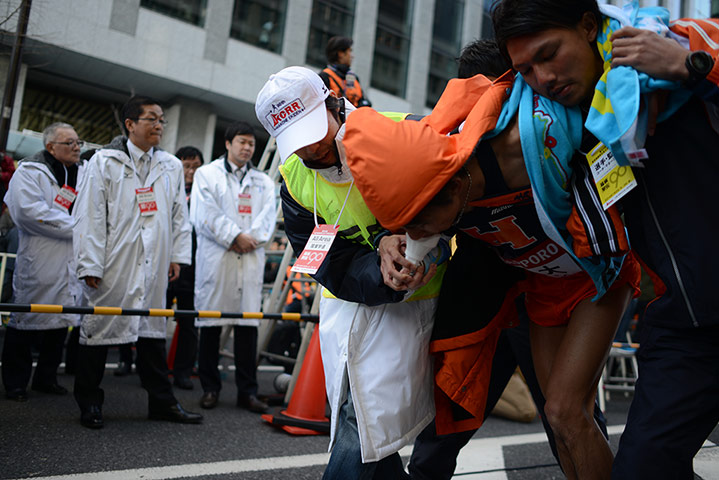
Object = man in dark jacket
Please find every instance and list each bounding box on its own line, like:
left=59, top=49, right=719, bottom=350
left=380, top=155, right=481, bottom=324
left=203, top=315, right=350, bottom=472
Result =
left=166, top=146, right=203, bottom=390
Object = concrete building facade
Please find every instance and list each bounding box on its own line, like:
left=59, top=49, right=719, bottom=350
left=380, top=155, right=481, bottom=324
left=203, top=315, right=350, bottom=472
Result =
left=0, top=0, right=715, bottom=160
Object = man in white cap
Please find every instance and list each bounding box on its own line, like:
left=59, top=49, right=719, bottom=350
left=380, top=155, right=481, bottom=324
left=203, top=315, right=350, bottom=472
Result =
left=256, top=66, right=444, bottom=479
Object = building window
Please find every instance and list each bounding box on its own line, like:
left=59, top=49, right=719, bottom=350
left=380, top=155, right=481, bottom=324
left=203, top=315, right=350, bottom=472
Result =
left=306, top=0, right=356, bottom=68
left=713, top=0, right=719, bottom=17
left=481, top=0, right=494, bottom=40
left=426, top=0, right=464, bottom=108
left=140, top=0, right=207, bottom=26
left=371, top=0, right=413, bottom=97
left=230, top=0, right=287, bottom=54
left=19, top=85, right=122, bottom=146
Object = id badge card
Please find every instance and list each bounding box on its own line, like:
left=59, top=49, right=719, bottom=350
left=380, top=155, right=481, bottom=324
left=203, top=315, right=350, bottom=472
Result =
left=136, top=187, right=158, bottom=216
left=291, top=224, right=339, bottom=274
left=238, top=193, right=252, bottom=215
left=586, top=142, right=637, bottom=210
left=54, top=184, right=77, bottom=213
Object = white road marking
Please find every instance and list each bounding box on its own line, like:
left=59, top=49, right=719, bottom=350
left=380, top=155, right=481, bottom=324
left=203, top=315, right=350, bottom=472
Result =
left=9, top=425, right=719, bottom=480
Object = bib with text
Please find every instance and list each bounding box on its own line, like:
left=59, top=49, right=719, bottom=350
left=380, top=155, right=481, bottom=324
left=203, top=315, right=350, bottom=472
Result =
left=586, top=142, right=637, bottom=210
left=291, top=224, right=339, bottom=274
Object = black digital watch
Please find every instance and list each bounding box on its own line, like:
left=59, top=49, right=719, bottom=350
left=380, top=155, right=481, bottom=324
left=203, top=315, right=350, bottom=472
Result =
left=684, top=50, right=714, bottom=89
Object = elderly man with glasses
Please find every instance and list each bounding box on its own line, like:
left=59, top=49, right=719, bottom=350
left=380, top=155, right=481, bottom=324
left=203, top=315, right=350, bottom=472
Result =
left=1, top=122, right=85, bottom=402
left=72, top=96, right=201, bottom=429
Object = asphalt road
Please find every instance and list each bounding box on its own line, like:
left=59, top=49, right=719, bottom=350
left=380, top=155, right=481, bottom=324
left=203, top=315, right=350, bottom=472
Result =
left=1, top=329, right=718, bottom=480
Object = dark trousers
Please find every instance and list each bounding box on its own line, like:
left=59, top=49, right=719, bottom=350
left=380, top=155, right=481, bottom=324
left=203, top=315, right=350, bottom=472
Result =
left=198, top=325, right=258, bottom=397
left=2, top=326, right=68, bottom=392
left=73, top=337, right=177, bottom=412
left=64, top=327, right=80, bottom=374
left=167, top=288, right=197, bottom=380
left=322, top=389, right=409, bottom=480
left=612, top=324, right=719, bottom=479
left=172, top=315, right=198, bottom=379
left=118, top=343, right=134, bottom=364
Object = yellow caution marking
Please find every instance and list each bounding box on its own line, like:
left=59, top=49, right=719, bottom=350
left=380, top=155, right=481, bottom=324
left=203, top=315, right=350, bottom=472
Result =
left=94, top=306, right=123, bottom=315
left=31, top=304, right=63, bottom=313
left=198, top=310, right=222, bottom=318
left=148, top=308, right=175, bottom=316
left=243, top=312, right=264, bottom=319
left=282, top=313, right=302, bottom=321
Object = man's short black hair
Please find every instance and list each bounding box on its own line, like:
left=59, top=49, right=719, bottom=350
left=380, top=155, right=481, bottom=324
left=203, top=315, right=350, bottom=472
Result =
left=121, top=96, right=162, bottom=135
left=224, top=121, right=255, bottom=144
left=326, top=36, right=353, bottom=64
left=457, top=39, right=511, bottom=79
left=175, top=146, right=204, bottom=163
left=492, top=0, right=602, bottom=61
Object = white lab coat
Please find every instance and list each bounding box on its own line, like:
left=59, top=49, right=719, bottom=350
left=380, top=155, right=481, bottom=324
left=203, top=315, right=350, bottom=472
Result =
left=190, top=158, right=276, bottom=326
left=320, top=293, right=437, bottom=462
left=4, top=151, right=85, bottom=329
left=73, top=137, right=191, bottom=345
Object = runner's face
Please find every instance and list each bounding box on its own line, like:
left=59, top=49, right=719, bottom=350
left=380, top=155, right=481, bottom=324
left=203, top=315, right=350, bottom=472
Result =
left=506, top=15, right=602, bottom=107
left=294, top=109, right=341, bottom=169
left=403, top=180, right=464, bottom=239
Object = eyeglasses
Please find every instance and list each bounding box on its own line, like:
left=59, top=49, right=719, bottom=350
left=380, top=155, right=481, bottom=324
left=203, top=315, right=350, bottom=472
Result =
left=132, top=117, right=168, bottom=126
left=50, top=140, right=85, bottom=148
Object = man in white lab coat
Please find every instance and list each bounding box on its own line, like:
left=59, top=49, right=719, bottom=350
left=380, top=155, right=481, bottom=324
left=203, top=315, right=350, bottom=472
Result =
left=190, top=121, right=276, bottom=412
left=2, top=122, right=84, bottom=402
left=72, top=96, right=202, bottom=428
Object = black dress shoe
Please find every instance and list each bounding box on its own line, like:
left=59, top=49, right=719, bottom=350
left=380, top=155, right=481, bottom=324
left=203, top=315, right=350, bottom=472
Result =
left=237, top=394, right=269, bottom=413
left=148, top=403, right=203, bottom=424
left=173, top=376, right=194, bottom=390
left=200, top=391, right=218, bottom=409
left=114, top=361, right=132, bottom=377
left=5, top=388, right=28, bottom=402
left=80, top=405, right=104, bottom=429
left=31, top=383, right=68, bottom=395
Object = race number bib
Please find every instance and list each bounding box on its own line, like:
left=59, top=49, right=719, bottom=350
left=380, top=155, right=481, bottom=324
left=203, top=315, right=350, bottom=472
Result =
left=238, top=193, right=252, bottom=215
left=136, top=187, right=158, bottom=216
left=291, top=224, right=339, bottom=274
left=586, top=142, right=637, bottom=210
left=54, top=185, right=77, bottom=213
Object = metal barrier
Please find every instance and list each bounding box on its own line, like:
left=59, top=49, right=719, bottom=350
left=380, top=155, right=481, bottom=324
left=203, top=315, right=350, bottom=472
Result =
left=0, top=303, right=319, bottom=323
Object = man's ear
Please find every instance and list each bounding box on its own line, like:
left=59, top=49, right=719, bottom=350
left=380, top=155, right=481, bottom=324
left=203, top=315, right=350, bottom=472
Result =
left=450, top=174, right=464, bottom=195
left=124, top=118, right=134, bottom=136
left=580, top=11, right=599, bottom=43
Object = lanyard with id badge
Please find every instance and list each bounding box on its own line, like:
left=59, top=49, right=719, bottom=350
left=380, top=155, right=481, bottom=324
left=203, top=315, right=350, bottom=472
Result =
left=53, top=165, right=77, bottom=214
left=136, top=186, right=158, bottom=216
left=132, top=151, right=158, bottom=216
left=585, top=142, right=638, bottom=210
left=291, top=172, right=354, bottom=275
left=238, top=192, right=252, bottom=215
left=54, top=185, right=77, bottom=214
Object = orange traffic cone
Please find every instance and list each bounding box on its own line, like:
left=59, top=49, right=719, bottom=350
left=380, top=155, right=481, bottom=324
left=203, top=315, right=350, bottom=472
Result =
left=262, top=326, right=330, bottom=435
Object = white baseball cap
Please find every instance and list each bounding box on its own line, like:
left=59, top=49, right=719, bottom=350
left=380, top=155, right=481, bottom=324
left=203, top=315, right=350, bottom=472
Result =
left=255, top=66, right=330, bottom=161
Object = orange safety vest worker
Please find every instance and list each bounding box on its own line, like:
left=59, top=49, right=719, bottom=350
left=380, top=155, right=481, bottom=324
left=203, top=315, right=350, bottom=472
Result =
left=285, top=266, right=312, bottom=306
left=322, top=67, right=364, bottom=108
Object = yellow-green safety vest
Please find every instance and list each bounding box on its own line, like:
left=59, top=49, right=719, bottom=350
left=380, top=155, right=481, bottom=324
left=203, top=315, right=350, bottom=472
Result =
left=279, top=112, right=445, bottom=301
